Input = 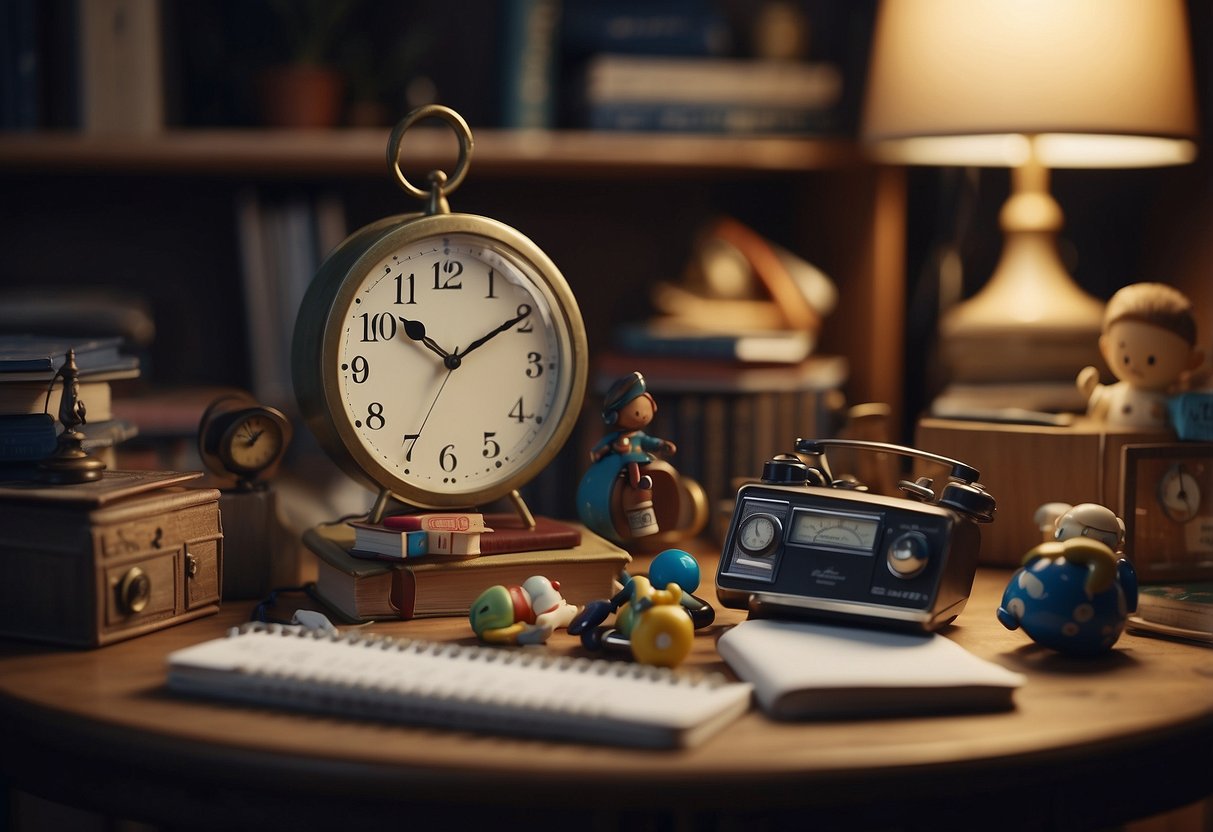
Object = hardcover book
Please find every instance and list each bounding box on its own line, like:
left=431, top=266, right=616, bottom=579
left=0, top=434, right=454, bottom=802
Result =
left=1127, top=583, right=1213, bottom=645
left=305, top=521, right=628, bottom=622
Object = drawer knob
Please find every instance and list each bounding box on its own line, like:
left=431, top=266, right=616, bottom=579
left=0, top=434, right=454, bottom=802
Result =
left=117, top=566, right=151, bottom=614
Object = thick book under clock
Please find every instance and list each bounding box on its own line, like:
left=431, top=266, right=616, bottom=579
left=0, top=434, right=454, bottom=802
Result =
left=306, top=521, right=628, bottom=622
left=166, top=623, right=752, bottom=749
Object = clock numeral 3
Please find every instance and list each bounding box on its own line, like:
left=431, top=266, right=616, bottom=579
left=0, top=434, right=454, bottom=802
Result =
left=525, top=352, right=543, bottom=378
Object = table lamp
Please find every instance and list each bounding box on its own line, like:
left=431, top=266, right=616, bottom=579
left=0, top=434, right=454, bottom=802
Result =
left=862, top=0, right=1199, bottom=385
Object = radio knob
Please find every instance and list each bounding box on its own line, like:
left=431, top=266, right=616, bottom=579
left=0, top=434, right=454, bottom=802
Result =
left=761, top=455, right=809, bottom=485
left=887, top=531, right=929, bottom=578
left=117, top=566, right=152, bottom=614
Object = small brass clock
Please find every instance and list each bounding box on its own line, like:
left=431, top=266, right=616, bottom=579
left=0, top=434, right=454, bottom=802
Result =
left=292, top=105, right=588, bottom=522
left=1120, top=442, right=1213, bottom=581
left=198, top=392, right=293, bottom=487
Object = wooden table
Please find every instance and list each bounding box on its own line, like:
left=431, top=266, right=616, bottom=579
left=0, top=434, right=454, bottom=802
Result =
left=1, top=550, right=1210, bottom=832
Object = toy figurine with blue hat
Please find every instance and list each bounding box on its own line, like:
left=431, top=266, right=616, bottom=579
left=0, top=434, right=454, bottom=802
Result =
left=577, top=371, right=686, bottom=544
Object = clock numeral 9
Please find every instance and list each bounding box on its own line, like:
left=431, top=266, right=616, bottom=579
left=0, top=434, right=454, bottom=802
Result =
left=350, top=355, right=369, bottom=383
left=359, top=312, right=397, bottom=342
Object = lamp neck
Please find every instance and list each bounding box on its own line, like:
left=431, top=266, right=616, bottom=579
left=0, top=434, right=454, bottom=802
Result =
left=1001, top=142, right=1062, bottom=233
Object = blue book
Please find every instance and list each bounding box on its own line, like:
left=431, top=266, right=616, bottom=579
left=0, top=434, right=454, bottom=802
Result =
left=561, top=1, right=731, bottom=57
left=499, top=0, right=562, bottom=129
left=614, top=322, right=815, bottom=364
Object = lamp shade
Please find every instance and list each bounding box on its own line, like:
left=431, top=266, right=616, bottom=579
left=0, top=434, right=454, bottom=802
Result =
left=862, top=0, right=1199, bottom=167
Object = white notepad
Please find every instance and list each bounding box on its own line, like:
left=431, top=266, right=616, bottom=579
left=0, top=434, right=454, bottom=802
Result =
left=717, top=619, right=1025, bottom=719
left=167, top=623, right=752, bottom=749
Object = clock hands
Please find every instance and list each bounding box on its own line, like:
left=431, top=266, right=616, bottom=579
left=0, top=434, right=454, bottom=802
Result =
left=399, top=317, right=461, bottom=370
left=398, top=305, right=532, bottom=370
left=459, top=304, right=533, bottom=360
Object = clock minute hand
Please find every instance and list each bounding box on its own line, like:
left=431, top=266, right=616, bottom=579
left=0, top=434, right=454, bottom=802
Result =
left=457, top=304, right=533, bottom=360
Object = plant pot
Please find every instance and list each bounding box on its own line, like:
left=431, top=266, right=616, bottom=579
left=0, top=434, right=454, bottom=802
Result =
left=256, top=64, right=344, bottom=128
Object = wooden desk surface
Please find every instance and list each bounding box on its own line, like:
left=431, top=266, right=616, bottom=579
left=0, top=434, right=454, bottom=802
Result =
left=1, top=549, right=1210, bottom=831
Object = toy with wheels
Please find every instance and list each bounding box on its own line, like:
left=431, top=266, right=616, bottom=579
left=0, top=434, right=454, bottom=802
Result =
left=568, top=548, right=715, bottom=667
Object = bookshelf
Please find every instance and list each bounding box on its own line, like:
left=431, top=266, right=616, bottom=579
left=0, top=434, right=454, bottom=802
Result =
left=0, top=130, right=905, bottom=435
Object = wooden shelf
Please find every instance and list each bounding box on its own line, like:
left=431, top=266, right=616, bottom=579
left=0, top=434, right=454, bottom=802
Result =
left=0, top=128, right=868, bottom=177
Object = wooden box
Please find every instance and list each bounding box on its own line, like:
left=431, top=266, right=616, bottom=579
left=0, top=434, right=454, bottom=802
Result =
left=915, top=417, right=1163, bottom=567
left=0, top=472, right=222, bottom=647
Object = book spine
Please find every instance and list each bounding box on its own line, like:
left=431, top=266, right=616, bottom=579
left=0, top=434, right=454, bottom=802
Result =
left=384, top=513, right=490, bottom=533
left=428, top=531, right=481, bottom=556
left=0, top=413, right=56, bottom=460
left=77, top=0, right=165, bottom=134
left=587, top=101, right=840, bottom=134
left=561, top=2, right=730, bottom=57
left=499, top=0, right=561, bottom=129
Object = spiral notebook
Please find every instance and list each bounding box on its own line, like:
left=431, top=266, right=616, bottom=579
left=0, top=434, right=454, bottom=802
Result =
left=167, top=624, right=752, bottom=749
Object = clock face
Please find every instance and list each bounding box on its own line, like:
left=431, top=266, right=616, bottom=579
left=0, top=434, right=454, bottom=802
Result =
left=1158, top=464, right=1202, bottom=523
left=221, top=413, right=286, bottom=475
left=307, top=218, right=586, bottom=508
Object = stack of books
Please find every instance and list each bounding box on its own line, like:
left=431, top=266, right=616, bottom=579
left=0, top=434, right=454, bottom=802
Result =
left=0, top=334, right=140, bottom=470
left=306, top=514, right=629, bottom=622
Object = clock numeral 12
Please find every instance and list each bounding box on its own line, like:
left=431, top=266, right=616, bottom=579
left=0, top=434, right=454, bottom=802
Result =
left=433, top=259, right=463, bottom=290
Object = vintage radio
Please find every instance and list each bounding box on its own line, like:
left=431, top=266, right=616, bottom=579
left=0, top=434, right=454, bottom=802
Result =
left=717, top=439, right=995, bottom=632
left=0, top=471, right=222, bottom=647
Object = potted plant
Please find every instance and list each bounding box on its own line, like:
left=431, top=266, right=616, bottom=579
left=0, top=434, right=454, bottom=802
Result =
left=257, top=0, right=356, bottom=128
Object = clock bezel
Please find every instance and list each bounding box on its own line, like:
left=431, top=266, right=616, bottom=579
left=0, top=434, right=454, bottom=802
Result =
left=293, top=211, right=588, bottom=510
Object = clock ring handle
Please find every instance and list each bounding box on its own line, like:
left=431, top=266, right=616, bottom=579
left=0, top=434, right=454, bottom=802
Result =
left=387, top=104, right=474, bottom=212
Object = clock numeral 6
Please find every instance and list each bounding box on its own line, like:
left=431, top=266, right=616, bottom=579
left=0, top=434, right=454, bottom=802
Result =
left=440, top=444, right=458, bottom=472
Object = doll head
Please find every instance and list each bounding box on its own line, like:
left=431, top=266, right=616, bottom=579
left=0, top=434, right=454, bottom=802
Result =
left=1099, top=283, right=1202, bottom=392
left=601, top=371, right=657, bottom=430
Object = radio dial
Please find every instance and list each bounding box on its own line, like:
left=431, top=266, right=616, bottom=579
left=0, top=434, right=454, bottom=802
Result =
left=887, top=531, right=929, bottom=578
left=738, top=514, right=782, bottom=557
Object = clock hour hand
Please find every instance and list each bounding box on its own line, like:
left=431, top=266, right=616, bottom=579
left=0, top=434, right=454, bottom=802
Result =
left=399, top=317, right=459, bottom=368
left=458, top=304, right=532, bottom=360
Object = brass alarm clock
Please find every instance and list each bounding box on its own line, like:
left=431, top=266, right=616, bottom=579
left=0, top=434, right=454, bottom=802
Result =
left=292, top=106, right=588, bottom=521
left=198, top=392, right=293, bottom=487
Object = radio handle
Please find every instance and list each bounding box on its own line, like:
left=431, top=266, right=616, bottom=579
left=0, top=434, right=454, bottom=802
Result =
left=794, top=438, right=980, bottom=484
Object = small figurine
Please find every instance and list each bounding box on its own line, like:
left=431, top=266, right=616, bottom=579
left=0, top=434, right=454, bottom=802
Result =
left=997, top=532, right=1138, bottom=657
left=1051, top=502, right=1125, bottom=551
left=1077, top=282, right=1203, bottom=430
left=568, top=548, right=715, bottom=668
left=468, top=575, right=580, bottom=646
left=38, top=349, right=106, bottom=483
left=577, top=371, right=683, bottom=543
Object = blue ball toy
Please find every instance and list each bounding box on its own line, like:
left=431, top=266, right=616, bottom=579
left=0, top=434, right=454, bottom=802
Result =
left=997, top=537, right=1137, bottom=657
